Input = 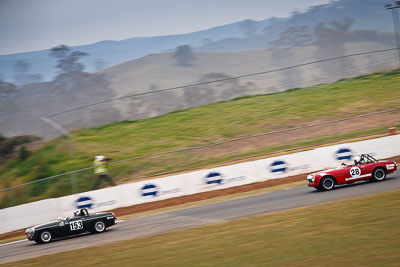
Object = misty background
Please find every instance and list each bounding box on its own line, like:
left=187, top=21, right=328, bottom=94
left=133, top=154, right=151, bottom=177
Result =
left=0, top=0, right=399, bottom=139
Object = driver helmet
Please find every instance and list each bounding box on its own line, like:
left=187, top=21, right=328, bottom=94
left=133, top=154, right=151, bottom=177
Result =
left=95, top=155, right=105, bottom=161
left=73, top=209, right=81, bottom=216
left=353, top=155, right=361, bottom=165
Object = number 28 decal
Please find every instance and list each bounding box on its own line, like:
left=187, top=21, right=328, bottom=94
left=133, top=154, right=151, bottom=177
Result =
left=350, top=167, right=361, bottom=177
left=70, top=220, right=83, bottom=231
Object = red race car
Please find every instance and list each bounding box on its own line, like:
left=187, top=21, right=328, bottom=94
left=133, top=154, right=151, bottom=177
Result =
left=307, top=154, right=397, bottom=191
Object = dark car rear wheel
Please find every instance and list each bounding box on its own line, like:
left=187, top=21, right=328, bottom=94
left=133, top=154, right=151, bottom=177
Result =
left=37, top=230, right=52, bottom=244
left=372, top=168, right=386, bottom=182
left=92, top=220, right=106, bottom=233
left=319, top=176, right=335, bottom=191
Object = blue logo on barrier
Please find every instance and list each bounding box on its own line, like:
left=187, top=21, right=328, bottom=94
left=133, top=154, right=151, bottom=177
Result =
left=335, top=148, right=353, bottom=161
left=270, top=160, right=287, bottom=173
left=74, top=196, right=95, bottom=209
left=140, top=184, right=159, bottom=197
left=205, top=172, right=223, bottom=185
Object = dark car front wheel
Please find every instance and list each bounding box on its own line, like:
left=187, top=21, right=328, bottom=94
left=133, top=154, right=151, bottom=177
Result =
left=37, top=230, right=52, bottom=244
left=92, top=220, right=106, bottom=233
left=372, top=168, right=386, bottom=182
left=319, top=177, right=335, bottom=191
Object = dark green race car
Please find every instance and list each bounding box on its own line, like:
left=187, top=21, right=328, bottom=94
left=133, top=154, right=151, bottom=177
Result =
left=25, top=208, right=117, bottom=244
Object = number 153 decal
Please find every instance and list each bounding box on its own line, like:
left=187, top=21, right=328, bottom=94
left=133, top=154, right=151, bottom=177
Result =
left=70, top=220, right=83, bottom=231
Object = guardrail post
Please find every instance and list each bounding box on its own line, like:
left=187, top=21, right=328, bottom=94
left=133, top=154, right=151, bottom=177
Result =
left=130, top=96, right=136, bottom=120
left=8, top=188, right=15, bottom=207
left=184, top=86, right=193, bottom=108
left=70, top=172, right=78, bottom=194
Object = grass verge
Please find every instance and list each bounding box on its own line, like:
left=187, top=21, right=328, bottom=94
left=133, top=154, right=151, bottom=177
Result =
left=5, top=190, right=400, bottom=266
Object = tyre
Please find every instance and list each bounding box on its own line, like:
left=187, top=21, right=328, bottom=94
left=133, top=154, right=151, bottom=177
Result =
left=371, top=168, right=386, bottom=182
left=37, top=230, right=52, bottom=244
left=319, top=176, right=335, bottom=191
left=92, top=220, right=106, bottom=233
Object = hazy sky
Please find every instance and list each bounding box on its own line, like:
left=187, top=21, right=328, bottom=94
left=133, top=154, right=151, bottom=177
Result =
left=0, top=0, right=331, bottom=55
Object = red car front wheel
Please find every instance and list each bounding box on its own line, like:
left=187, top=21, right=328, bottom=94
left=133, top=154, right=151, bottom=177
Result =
left=318, top=177, right=336, bottom=191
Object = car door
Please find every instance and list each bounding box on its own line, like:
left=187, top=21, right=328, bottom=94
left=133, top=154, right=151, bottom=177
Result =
left=68, top=217, right=85, bottom=235
left=347, top=164, right=368, bottom=182
left=77, top=208, right=93, bottom=232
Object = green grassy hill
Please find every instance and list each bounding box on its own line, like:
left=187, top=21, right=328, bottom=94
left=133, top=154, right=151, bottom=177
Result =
left=0, top=69, right=399, bottom=207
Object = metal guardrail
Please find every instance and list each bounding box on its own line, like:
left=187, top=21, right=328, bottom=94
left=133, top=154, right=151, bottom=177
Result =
left=1, top=106, right=399, bottom=193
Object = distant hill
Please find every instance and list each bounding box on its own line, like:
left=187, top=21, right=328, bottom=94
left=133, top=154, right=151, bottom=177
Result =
left=101, top=41, right=396, bottom=99
left=0, top=19, right=273, bottom=83
left=1, top=40, right=396, bottom=139
left=0, top=0, right=394, bottom=83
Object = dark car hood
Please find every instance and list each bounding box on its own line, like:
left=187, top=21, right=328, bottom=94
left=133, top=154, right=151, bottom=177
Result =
left=27, top=217, right=71, bottom=231
left=27, top=220, right=60, bottom=232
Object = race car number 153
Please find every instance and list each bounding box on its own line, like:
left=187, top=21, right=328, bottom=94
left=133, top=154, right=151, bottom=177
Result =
left=70, top=220, right=83, bottom=231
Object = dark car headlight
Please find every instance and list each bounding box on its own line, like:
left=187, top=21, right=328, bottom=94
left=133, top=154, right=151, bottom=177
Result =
left=25, top=228, right=34, bottom=234
left=25, top=228, right=35, bottom=239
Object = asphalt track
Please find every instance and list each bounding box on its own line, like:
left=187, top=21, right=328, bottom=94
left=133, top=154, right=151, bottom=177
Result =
left=1, top=171, right=399, bottom=264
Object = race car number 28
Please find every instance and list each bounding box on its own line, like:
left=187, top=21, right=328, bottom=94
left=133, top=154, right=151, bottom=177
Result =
left=350, top=167, right=361, bottom=177
left=70, top=220, right=83, bottom=231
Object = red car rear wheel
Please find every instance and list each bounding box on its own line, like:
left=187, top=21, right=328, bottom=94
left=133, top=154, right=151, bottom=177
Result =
left=372, top=168, right=386, bottom=182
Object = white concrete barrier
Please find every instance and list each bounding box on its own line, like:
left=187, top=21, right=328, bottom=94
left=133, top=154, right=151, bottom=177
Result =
left=57, top=186, right=127, bottom=216
left=1, top=134, right=399, bottom=234
left=254, top=149, right=315, bottom=181
left=0, top=199, right=60, bottom=233
left=119, top=175, right=185, bottom=206
left=182, top=161, right=259, bottom=195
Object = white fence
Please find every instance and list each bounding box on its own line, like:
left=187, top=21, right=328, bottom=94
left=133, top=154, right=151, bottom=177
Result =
left=1, top=134, right=399, bottom=234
